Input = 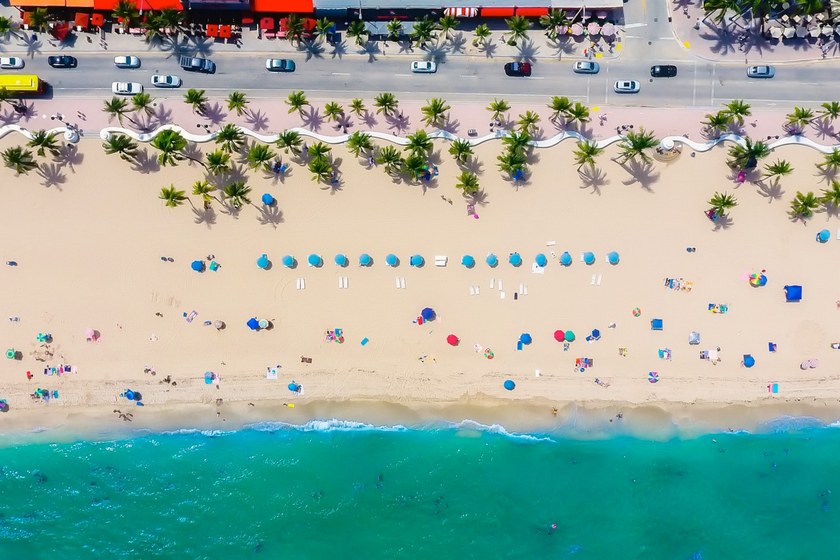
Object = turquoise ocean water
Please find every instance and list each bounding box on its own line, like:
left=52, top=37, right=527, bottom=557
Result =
left=1, top=418, right=839, bottom=559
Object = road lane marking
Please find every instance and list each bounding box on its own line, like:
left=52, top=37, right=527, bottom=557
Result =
left=394, top=73, right=410, bottom=77
left=459, top=75, right=477, bottom=78
left=331, top=72, right=350, bottom=76
left=624, top=23, right=648, bottom=29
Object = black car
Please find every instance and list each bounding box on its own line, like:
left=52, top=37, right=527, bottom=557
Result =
left=48, top=55, right=77, bottom=68
left=650, top=65, right=677, bottom=78
left=504, top=62, right=532, bottom=77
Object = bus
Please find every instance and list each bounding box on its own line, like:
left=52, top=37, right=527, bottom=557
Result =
left=0, top=74, right=44, bottom=96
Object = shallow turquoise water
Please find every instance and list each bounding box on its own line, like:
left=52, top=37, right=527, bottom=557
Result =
left=1, top=419, right=838, bottom=559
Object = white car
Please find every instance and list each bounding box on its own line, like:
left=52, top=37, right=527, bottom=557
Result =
left=0, top=57, right=25, bottom=70
left=573, top=61, right=599, bottom=74
left=613, top=80, right=640, bottom=93
left=114, top=55, right=141, bottom=69
left=747, top=65, right=775, bottom=78
left=151, top=74, right=182, bottom=88
left=411, top=60, right=437, bottom=73
left=112, top=82, right=143, bottom=95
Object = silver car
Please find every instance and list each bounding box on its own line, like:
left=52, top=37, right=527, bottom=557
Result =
left=573, top=61, right=599, bottom=74
left=613, top=80, right=640, bottom=93
left=112, top=82, right=143, bottom=95
left=0, top=57, right=25, bottom=69
left=151, top=74, right=182, bottom=88
left=114, top=55, right=141, bottom=69
left=747, top=65, right=775, bottom=78
left=411, top=61, right=437, bottom=73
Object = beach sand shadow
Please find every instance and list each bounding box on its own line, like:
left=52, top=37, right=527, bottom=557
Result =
left=579, top=165, right=608, bottom=195
left=192, top=205, right=217, bottom=228
left=201, top=102, right=227, bottom=126
left=756, top=178, right=785, bottom=203
left=56, top=143, right=83, bottom=171
left=257, top=204, right=284, bottom=227
left=301, top=106, right=324, bottom=132
left=361, top=111, right=378, bottom=129
left=462, top=157, right=484, bottom=175
left=245, top=109, right=270, bottom=132
left=37, top=162, right=66, bottom=189
left=621, top=159, right=660, bottom=192
left=131, top=149, right=161, bottom=174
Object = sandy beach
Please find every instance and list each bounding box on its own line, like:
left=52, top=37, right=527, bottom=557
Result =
left=2, top=101, right=840, bottom=436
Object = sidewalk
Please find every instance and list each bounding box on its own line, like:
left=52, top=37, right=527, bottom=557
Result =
left=669, top=0, right=840, bottom=64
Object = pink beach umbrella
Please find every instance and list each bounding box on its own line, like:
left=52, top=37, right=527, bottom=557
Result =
left=85, top=328, right=99, bottom=342
left=571, top=23, right=584, bottom=36
left=447, top=334, right=460, bottom=346
left=601, top=22, right=616, bottom=36
left=587, top=22, right=601, bottom=35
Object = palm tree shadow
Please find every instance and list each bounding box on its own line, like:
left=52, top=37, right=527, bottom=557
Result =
left=0, top=108, right=23, bottom=125
left=397, top=40, right=414, bottom=54
left=478, top=39, right=497, bottom=58
left=699, top=23, right=737, bottom=56
left=516, top=39, right=540, bottom=63
left=192, top=205, right=217, bottom=227
left=257, top=204, right=284, bottom=227
left=334, top=114, right=353, bottom=132
left=330, top=40, right=348, bottom=59
left=131, top=148, right=161, bottom=174
left=470, top=189, right=489, bottom=207
left=386, top=113, right=410, bottom=133
left=423, top=43, right=448, bottom=62
left=822, top=203, right=840, bottom=219
left=244, top=109, right=270, bottom=131
left=427, top=150, right=443, bottom=166
left=712, top=214, right=733, bottom=230
left=621, top=159, right=660, bottom=191
left=149, top=103, right=173, bottom=127
left=56, top=143, right=83, bottom=171
left=439, top=116, right=460, bottom=133
left=463, top=157, right=484, bottom=175
left=201, top=102, right=227, bottom=126
left=217, top=199, right=243, bottom=219
left=183, top=143, right=205, bottom=167
left=810, top=118, right=838, bottom=141
left=358, top=41, right=380, bottom=63
left=548, top=37, right=576, bottom=57
left=185, top=36, right=214, bottom=58
left=756, top=178, right=784, bottom=203
left=579, top=165, right=608, bottom=194
left=815, top=166, right=838, bottom=184
left=448, top=32, right=467, bottom=54
left=361, top=111, right=378, bottom=128
left=301, top=39, right=324, bottom=61
left=301, top=106, right=324, bottom=131
left=37, top=163, right=66, bottom=189
left=18, top=34, right=42, bottom=58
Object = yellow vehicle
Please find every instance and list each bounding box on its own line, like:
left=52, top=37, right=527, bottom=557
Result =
left=0, top=74, right=43, bottom=95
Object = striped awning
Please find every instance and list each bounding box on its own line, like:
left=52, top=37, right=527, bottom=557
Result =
left=443, top=7, right=477, bottom=17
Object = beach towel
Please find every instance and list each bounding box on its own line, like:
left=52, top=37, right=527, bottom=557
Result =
left=266, top=367, right=278, bottom=380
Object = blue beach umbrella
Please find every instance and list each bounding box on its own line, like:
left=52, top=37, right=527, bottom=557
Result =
left=287, top=382, right=300, bottom=393
left=359, top=253, right=372, bottom=267
left=560, top=252, right=573, bottom=266
left=461, top=255, right=476, bottom=268
left=125, top=389, right=135, bottom=400
left=307, top=254, right=323, bottom=267
left=509, top=252, right=523, bottom=267
left=410, top=254, right=425, bottom=267
left=503, top=379, right=516, bottom=391
left=817, top=229, right=830, bottom=243
left=334, top=253, right=348, bottom=267
left=743, top=354, right=755, bottom=368
left=607, top=251, right=620, bottom=265
left=261, top=193, right=275, bottom=206
left=583, top=252, right=595, bottom=265
left=386, top=254, right=399, bottom=267
left=535, top=253, right=548, bottom=267
left=282, top=255, right=295, bottom=268
left=191, top=260, right=205, bottom=272
left=421, top=307, right=436, bottom=321
left=486, top=253, right=498, bottom=267
left=257, top=254, right=270, bottom=269
left=520, top=333, right=532, bottom=345
left=247, top=317, right=259, bottom=330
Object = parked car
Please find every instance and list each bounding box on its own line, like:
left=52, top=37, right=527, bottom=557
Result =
left=47, top=55, right=77, bottom=68
left=573, top=61, right=599, bottom=74
left=613, top=80, right=640, bottom=93
left=151, top=74, right=182, bottom=88
left=747, top=65, right=775, bottom=78
left=114, top=55, right=141, bottom=69
left=179, top=56, right=216, bottom=74
left=112, top=82, right=143, bottom=95
left=504, top=62, right=531, bottom=77
left=265, top=59, right=296, bottom=72
left=650, top=65, right=677, bottom=77
left=410, top=60, right=437, bottom=73
left=0, top=57, right=25, bottom=70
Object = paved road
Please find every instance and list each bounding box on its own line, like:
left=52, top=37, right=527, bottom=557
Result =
left=25, top=50, right=839, bottom=109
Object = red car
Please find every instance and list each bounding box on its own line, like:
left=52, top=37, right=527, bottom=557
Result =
left=504, top=62, right=531, bottom=77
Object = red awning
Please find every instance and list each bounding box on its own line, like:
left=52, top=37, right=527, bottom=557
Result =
left=219, top=25, right=232, bottom=38
left=51, top=21, right=71, bottom=41
left=480, top=7, right=514, bottom=17
left=516, top=7, right=548, bottom=17
left=91, top=13, right=105, bottom=26
left=74, top=12, right=90, bottom=28
left=252, top=0, right=312, bottom=13
left=259, top=17, right=274, bottom=30
left=303, top=17, right=316, bottom=31
left=206, top=23, right=218, bottom=36
left=93, top=0, right=117, bottom=10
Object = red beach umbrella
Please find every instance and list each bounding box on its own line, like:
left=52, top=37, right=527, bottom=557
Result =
left=447, top=334, right=460, bottom=346
left=554, top=330, right=565, bottom=342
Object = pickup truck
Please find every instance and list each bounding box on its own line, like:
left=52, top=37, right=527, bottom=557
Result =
left=178, top=55, right=216, bottom=74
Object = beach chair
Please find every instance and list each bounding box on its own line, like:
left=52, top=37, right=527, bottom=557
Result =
left=651, top=318, right=663, bottom=330
left=658, top=348, right=672, bottom=360
left=689, top=331, right=700, bottom=345
left=435, top=256, right=448, bottom=267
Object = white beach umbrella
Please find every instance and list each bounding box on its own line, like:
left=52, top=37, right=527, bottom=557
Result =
left=795, top=25, right=808, bottom=37
left=809, top=26, right=821, bottom=37
left=769, top=26, right=783, bottom=39
left=571, top=23, right=584, bottom=36
left=823, top=25, right=834, bottom=36
left=601, top=22, right=616, bottom=36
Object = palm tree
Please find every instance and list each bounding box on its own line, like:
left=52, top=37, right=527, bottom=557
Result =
left=487, top=98, right=510, bottom=123
left=373, top=92, right=399, bottom=116
left=376, top=145, right=403, bottom=174
left=308, top=157, right=333, bottom=182
left=616, top=128, right=659, bottom=165
left=28, top=8, right=50, bottom=34
left=573, top=140, right=604, bottom=171
left=539, top=9, right=568, bottom=40
left=566, top=102, right=591, bottom=126
left=726, top=137, right=770, bottom=169
left=763, top=159, right=793, bottom=179
left=503, top=15, right=530, bottom=46
left=102, top=134, right=139, bottom=163
left=455, top=170, right=479, bottom=195
left=314, top=17, right=334, bottom=42
left=346, top=20, right=368, bottom=46
left=142, top=12, right=165, bottom=43
left=724, top=99, right=751, bottom=126
left=438, top=15, right=459, bottom=41
left=0, top=87, right=19, bottom=111
left=702, top=111, right=733, bottom=137
left=517, top=111, right=540, bottom=134
left=323, top=101, right=344, bottom=123
left=386, top=19, right=403, bottom=41
left=548, top=96, right=573, bottom=122
left=284, top=14, right=305, bottom=45
left=473, top=24, right=491, bottom=47
left=789, top=191, right=820, bottom=220
left=215, top=124, right=244, bottom=154
left=223, top=181, right=252, bottom=208
left=702, top=0, right=734, bottom=24
left=276, top=130, right=303, bottom=155
left=227, top=91, right=249, bottom=117
left=159, top=185, right=188, bottom=209
left=820, top=180, right=840, bottom=209
left=2, top=146, right=38, bottom=175
left=410, top=17, right=437, bottom=48
left=405, top=130, right=433, bottom=157
left=131, top=92, right=154, bottom=116
left=27, top=130, right=60, bottom=158
left=502, top=131, right=531, bottom=155
left=497, top=149, right=526, bottom=177
left=817, top=148, right=840, bottom=172
left=150, top=129, right=187, bottom=167
left=819, top=101, right=840, bottom=122
left=103, top=96, right=135, bottom=126
left=346, top=131, right=373, bottom=158
left=707, top=191, right=738, bottom=217
left=448, top=139, right=473, bottom=164
left=421, top=98, right=450, bottom=127
left=0, top=16, right=13, bottom=41
left=785, top=107, right=814, bottom=133
left=155, top=9, right=184, bottom=36
left=350, top=98, right=367, bottom=117
left=192, top=180, right=219, bottom=207
left=246, top=143, right=276, bottom=172
left=308, top=141, right=331, bottom=162
left=183, top=88, right=207, bottom=114
left=402, top=153, right=428, bottom=182
left=286, top=90, right=309, bottom=115
left=205, top=149, right=231, bottom=175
